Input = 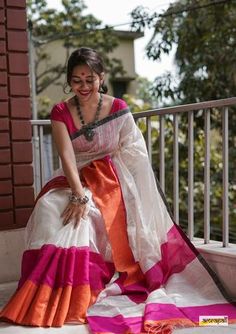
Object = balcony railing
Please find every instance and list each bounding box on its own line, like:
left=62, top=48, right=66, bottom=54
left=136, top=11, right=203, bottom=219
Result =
left=31, top=97, right=236, bottom=248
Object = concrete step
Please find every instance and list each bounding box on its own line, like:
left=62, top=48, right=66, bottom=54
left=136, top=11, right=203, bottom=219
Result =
left=1, top=282, right=236, bottom=333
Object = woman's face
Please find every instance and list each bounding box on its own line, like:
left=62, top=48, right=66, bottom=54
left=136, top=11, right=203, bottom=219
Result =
left=70, top=64, right=104, bottom=102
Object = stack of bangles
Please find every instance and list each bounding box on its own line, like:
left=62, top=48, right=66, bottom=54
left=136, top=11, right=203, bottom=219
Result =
left=69, top=193, right=89, bottom=205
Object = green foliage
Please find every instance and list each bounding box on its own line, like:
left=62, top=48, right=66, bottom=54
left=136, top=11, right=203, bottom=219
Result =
left=122, top=94, right=152, bottom=133
left=37, top=95, right=52, bottom=119
left=122, top=93, right=152, bottom=113
left=131, top=0, right=236, bottom=104
left=131, top=1, right=236, bottom=241
left=135, top=77, right=157, bottom=107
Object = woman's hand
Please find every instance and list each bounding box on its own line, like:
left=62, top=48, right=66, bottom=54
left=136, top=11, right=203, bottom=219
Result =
left=61, top=202, right=88, bottom=228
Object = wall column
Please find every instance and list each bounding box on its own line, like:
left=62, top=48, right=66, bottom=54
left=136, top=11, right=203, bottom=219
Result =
left=0, top=0, right=34, bottom=230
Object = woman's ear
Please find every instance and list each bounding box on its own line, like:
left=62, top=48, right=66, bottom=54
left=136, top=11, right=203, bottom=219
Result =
left=100, top=72, right=105, bottom=83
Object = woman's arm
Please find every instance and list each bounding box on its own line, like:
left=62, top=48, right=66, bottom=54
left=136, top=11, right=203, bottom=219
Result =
left=51, top=120, right=84, bottom=196
left=51, top=120, right=87, bottom=227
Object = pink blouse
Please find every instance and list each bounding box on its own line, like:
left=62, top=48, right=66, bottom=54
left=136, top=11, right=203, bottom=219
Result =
left=50, top=97, right=128, bottom=136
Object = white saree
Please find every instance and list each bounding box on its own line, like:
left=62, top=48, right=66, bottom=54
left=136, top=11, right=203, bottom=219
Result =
left=1, top=101, right=236, bottom=333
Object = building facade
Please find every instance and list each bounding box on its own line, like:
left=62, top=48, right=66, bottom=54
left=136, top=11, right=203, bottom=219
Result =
left=36, top=30, right=143, bottom=116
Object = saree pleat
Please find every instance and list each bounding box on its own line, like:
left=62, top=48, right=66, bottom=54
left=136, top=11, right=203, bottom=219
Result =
left=0, top=159, right=121, bottom=327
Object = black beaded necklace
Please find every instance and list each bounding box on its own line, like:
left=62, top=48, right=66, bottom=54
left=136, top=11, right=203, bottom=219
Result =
left=74, top=93, right=103, bottom=141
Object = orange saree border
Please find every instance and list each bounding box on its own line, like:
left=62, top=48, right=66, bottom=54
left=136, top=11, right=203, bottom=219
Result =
left=0, top=280, right=93, bottom=327
left=81, top=158, right=144, bottom=286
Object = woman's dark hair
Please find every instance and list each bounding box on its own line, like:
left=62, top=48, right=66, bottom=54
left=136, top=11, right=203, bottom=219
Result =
left=65, top=47, right=108, bottom=94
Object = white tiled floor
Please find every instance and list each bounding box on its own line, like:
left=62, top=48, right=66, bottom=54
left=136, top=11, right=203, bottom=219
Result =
left=1, top=282, right=236, bottom=334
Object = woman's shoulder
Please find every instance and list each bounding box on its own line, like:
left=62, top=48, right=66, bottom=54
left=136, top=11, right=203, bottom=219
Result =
left=109, top=96, right=128, bottom=114
left=50, top=101, right=67, bottom=121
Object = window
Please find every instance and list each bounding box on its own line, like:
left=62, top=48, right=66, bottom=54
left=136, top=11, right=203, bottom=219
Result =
left=112, top=81, right=128, bottom=98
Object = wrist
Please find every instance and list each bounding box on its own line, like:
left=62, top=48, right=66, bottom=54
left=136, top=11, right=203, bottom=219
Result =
left=69, top=193, right=89, bottom=205
left=71, top=188, right=85, bottom=197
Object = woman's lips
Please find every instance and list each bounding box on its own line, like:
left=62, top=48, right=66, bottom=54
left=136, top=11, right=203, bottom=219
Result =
left=79, top=91, right=90, bottom=96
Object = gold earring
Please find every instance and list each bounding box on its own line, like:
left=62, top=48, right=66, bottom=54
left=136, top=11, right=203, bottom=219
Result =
left=63, top=83, right=72, bottom=94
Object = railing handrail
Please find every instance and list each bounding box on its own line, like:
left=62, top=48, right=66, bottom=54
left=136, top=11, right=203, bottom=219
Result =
left=30, top=97, right=236, bottom=126
left=132, top=96, right=236, bottom=118
left=30, top=97, right=236, bottom=246
left=31, top=119, right=51, bottom=125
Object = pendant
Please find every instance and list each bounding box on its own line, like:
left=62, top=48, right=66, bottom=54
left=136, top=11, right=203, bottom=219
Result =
left=84, top=127, right=95, bottom=141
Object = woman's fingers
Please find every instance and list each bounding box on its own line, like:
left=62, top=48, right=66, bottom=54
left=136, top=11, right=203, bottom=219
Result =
left=61, top=203, right=76, bottom=225
left=61, top=203, right=87, bottom=227
left=74, top=206, right=87, bottom=228
left=82, top=204, right=89, bottom=219
left=61, top=205, right=70, bottom=218
left=62, top=210, right=71, bottom=225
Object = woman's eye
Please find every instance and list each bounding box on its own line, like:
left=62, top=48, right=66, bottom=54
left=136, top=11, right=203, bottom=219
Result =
left=72, top=79, right=94, bottom=85
left=72, top=80, right=81, bottom=84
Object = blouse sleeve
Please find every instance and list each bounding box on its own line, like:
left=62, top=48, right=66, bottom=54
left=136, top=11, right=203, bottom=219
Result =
left=50, top=104, right=65, bottom=123
left=117, top=98, right=128, bottom=110
left=110, top=98, right=128, bottom=114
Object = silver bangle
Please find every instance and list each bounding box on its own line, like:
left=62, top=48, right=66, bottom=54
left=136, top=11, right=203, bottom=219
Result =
left=69, top=193, right=89, bottom=205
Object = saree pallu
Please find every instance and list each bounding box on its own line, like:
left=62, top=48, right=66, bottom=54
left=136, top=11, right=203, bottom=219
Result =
left=0, top=108, right=236, bottom=333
